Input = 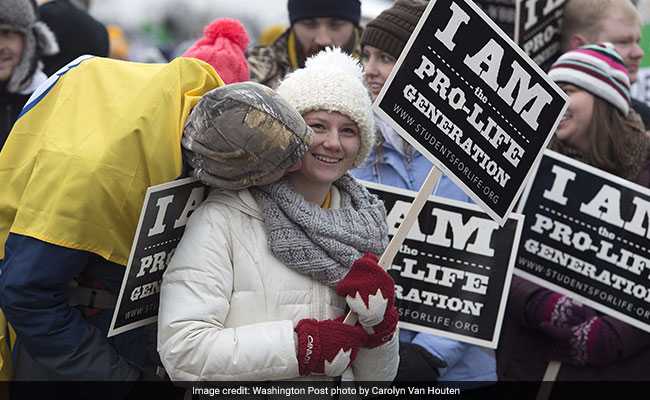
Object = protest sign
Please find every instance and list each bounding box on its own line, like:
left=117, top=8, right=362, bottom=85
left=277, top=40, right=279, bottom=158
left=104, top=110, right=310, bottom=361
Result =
left=477, top=0, right=516, bottom=38
left=514, top=0, right=565, bottom=71
left=108, top=177, right=206, bottom=337
left=516, top=150, right=650, bottom=334
left=631, top=69, right=650, bottom=105
left=364, top=181, right=523, bottom=348
left=374, top=0, right=568, bottom=225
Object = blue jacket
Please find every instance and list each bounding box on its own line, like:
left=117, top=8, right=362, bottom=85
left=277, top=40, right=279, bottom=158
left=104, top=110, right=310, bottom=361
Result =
left=0, top=234, right=158, bottom=397
left=352, top=119, right=468, bottom=200
left=351, top=118, right=496, bottom=383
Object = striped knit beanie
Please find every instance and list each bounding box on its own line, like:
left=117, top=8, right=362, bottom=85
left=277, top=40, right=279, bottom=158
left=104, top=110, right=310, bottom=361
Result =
left=548, top=43, right=631, bottom=115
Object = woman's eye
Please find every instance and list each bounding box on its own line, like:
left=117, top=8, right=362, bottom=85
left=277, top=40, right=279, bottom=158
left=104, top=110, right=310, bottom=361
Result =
left=560, top=85, right=576, bottom=95
left=341, top=128, right=358, bottom=136
left=309, top=123, right=326, bottom=131
left=381, top=55, right=395, bottom=64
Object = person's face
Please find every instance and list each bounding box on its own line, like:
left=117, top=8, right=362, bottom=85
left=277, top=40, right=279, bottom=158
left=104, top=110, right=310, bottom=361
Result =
left=593, top=9, right=644, bottom=83
left=361, top=45, right=396, bottom=101
left=556, top=84, right=594, bottom=152
left=0, top=29, right=24, bottom=82
left=292, top=18, right=355, bottom=59
left=293, top=110, right=360, bottom=186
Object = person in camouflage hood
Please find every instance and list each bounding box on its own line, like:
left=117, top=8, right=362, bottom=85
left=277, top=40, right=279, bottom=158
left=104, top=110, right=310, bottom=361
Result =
left=247, top=0, right=363, bottom=89
left=182, top=81, right=312, bottom=189
left=0, top=55, right=311, bottom=398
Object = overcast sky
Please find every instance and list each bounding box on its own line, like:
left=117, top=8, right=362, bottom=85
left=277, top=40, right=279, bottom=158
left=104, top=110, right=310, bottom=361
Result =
left=90, top=0, right=392, bottom=40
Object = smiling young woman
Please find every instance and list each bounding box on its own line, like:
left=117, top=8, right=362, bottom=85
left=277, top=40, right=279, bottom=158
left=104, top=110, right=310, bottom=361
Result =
left=554, top=83, right=595, bottom=153
left=498, top=43, right=650, bottom=383
left=548, top=43, right=648, bottom=181
left=158, top=48, right=400, bottom=383
left=289, top=110, right=361, bottom=204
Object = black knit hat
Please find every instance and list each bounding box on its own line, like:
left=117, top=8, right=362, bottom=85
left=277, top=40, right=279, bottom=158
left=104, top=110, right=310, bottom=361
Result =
left=361, top=0, right=428, bottom=60
left=288, top=0, right=361, bottom=25
left=39, top=0, right=109, bottom=77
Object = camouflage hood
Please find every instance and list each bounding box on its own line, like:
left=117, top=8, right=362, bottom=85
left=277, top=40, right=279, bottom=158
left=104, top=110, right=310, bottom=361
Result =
left=182, top=81, right=312, bottom=189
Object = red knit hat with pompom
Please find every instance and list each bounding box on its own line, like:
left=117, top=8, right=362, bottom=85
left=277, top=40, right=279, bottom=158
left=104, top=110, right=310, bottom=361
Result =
left=183, top=18, right=250, bottom=84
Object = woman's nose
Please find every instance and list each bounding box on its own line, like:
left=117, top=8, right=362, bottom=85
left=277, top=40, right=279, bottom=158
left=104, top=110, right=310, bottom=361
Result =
left=322, top=129, right=342, bottom=151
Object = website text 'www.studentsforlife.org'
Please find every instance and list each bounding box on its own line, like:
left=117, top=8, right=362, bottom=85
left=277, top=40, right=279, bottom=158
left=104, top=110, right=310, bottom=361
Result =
left=190, top=384, right=461, bottom=398
left=392, top=102, right=501, bottom=205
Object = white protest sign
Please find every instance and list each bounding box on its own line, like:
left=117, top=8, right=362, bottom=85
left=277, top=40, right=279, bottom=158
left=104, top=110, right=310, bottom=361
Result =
left=631, top=68, right=650, bottom=105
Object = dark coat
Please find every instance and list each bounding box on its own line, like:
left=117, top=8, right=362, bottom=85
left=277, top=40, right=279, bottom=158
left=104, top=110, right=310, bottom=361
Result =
left=39, top=0, right=109, bottom=76
left=0, top=234, right=158, bottom=398
left=0, top=89, right=29, bottom=151
left=497, top=145, right=650, bottom=382
left=497, top=276, right=650, bottom=381
left=632, top=98, right=650, bottom=130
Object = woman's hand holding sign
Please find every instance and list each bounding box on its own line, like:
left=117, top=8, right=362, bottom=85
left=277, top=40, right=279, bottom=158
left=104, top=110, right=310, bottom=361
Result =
left=527, top=291, right=596, bottom=330
left=336, top=253, right=399, bottom=347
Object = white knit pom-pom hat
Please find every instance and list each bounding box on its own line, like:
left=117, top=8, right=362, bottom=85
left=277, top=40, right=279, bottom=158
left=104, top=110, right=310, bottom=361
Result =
left=277, top=47, right=375, bottom=166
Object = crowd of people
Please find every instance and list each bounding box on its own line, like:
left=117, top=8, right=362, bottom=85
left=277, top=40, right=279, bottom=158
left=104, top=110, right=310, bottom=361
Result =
left=0, top=0, right=649, bottom=399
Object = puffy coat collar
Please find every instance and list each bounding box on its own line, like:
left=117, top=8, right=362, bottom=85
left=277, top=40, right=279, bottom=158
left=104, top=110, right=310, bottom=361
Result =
left=203, top=185, right=342, bottom=221
left=203, top=188, right=262, bottom=220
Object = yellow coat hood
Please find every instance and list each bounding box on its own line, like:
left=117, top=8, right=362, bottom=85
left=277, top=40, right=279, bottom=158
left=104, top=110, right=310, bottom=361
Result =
left=0, top=56, right=224, bottom=265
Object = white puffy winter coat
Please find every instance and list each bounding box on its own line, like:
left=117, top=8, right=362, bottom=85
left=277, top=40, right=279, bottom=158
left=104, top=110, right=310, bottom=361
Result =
left=157, top=186, right=399, bottom=381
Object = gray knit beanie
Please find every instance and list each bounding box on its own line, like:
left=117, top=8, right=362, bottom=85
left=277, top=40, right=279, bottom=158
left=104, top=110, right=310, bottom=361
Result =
left=0, top=0, right=59, bottom=93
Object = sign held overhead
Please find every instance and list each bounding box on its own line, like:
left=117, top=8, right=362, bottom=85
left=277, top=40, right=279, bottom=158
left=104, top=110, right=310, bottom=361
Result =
left=375, top=0, right=567, bottom=224
left=515, top=0, right=566, bottom=71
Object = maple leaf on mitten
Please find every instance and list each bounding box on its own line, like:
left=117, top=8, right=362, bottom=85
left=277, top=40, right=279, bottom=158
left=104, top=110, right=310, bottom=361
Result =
left=336, top=253, right=395, bottom=323
left=336, top=253, right=398, bottom=347
left=294, top=318, right=368, bottom=376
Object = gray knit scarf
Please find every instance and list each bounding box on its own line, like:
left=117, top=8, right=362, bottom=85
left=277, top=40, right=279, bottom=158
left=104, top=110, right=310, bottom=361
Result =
left=251, top=174, right=389, bottom=286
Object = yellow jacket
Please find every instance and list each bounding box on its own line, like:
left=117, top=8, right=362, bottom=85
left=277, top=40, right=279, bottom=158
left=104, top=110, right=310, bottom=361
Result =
left=0, top=56, right=223, bottom=266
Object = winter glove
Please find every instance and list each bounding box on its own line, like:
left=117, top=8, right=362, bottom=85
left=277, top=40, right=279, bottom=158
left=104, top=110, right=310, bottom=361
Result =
left=526, top=291, right=596, bottom=330
left=294, top=317, right=369, bottom=376
left=336, top=253, right=399, bottom=347
left=540, top=316, right=620, bottom=367
left=394, top=342, right=447, bottom=382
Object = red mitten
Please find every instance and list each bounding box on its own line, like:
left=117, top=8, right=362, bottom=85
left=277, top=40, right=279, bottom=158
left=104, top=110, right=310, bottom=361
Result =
left=336, top=253, right=398, bottom=347
left=542, top=316, right=620, bottom=367
left=527, top=291, right=596, bottom=330
left=295, top=318, right=368, bottom=376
